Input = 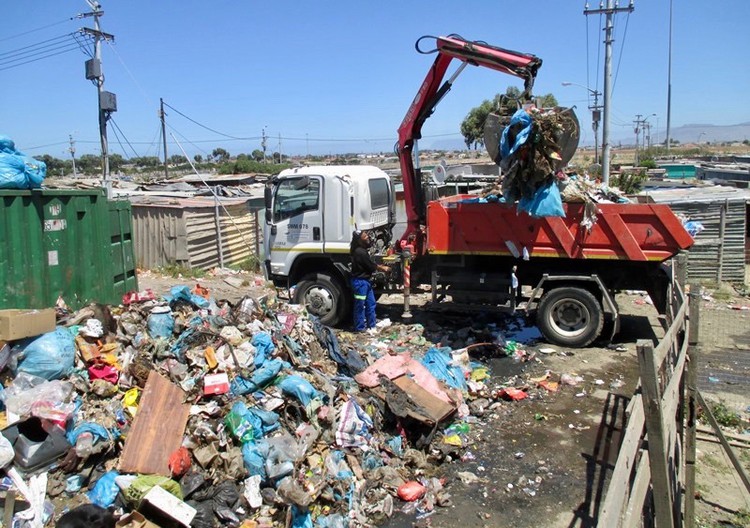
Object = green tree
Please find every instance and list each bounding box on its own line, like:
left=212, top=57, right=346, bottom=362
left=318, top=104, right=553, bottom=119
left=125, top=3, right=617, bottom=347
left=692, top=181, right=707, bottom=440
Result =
left=109, top=153, right=125, bottom=172
left=194, top=154, right=203, bottom=163
left=34, top=155, right=65, bottom=177
left=77, top=154, right=101, bottom=174
left=251, top=149, right=264, bottom=161
left=212, top=147, right=230, bottom=162
left=459, top=86, right=559, bottom=149
left=169, top=154, right=187, bottom=165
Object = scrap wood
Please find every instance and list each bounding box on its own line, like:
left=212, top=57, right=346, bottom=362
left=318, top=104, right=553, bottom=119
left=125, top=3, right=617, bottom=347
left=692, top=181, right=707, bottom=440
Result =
left=119, top=371, right=190, bottom=476
left=378, top=375, right=456, bottom=425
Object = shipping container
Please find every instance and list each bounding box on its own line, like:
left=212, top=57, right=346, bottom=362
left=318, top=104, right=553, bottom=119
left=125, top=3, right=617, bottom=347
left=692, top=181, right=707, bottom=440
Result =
left=0, top=189, right=137, bottom=309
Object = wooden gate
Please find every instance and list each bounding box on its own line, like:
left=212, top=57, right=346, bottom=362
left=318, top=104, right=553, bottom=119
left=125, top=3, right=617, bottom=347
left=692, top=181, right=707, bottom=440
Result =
left=598, top=257, right=696, bottom=527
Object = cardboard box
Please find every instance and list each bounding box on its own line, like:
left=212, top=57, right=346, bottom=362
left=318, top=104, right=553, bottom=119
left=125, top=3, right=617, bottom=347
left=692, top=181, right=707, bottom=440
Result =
left=115, top=511, right=160, bottom=528
left=0, top=309, right=56, bottom=341
left=139, top=485, right=196, bottom=527
left=203, top=372, right=230, bottom=395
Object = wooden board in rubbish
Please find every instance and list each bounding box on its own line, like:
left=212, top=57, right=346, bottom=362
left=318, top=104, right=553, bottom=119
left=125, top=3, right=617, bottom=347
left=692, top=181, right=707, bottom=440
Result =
left=392, top=375, right=456, bottom=424
left=119, top=371, right=190, bottom=476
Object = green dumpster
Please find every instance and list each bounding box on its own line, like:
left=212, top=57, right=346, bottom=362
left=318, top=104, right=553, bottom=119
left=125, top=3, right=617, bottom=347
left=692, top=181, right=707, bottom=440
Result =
left=0, top=188, right=138, bottom=309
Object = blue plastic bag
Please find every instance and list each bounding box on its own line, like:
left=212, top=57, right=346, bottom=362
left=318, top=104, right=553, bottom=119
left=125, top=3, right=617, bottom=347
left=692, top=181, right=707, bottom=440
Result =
left=241, top=440, right=269, bottom=480
left=13, top=327, right=75, bottom=380
left=518, top=180, right=565, bottom=218
left=252, top=332, right=274, bottom=368
left=66, top=422, right=114, bottom=445
left=420, top=347, right=468, bottom=391
left=230, top=359, right=284, bottom=396
left=0, top=136, right=46, bottom=190
left=87, top=470, right=120, bottom=508
left=500, top=109, right=533, bottom=160
left=147, top=310, right=174, bottom=339
left=278, top=375, right=321, bottom=406
left=168, top=286, right=209, bottom=308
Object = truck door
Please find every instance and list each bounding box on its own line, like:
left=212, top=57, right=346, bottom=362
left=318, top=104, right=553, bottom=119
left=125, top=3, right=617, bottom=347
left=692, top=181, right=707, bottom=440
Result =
left=266, top=176, right=323, bottom=277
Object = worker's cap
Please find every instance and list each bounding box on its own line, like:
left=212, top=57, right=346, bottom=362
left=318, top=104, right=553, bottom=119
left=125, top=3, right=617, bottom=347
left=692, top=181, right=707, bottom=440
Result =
left=353, top=229, right=362, bottom=237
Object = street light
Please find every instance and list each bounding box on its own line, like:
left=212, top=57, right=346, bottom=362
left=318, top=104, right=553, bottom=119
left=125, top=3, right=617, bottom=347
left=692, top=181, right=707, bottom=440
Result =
left=562, top=82, right=602, bottom=165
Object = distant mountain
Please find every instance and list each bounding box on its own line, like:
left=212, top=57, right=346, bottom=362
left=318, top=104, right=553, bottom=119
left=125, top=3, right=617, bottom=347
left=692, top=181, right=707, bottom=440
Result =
left=423, top=122, right=750, bottom=154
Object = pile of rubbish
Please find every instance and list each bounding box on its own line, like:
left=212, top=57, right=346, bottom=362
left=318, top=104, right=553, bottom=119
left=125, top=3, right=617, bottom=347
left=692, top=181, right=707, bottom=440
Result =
left=0, top=285, right=540, bottom=527
left=478, top=107, right=634, bottom=221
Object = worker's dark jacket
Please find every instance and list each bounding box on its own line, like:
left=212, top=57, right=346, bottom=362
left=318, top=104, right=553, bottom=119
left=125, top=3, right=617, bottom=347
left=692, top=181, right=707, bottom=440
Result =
left=351, top=247, right=377, bottom=279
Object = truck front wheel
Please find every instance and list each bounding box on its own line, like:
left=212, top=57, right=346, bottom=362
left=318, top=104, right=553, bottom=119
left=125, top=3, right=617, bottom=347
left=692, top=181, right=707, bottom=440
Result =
left=537, top=287, right=604, bottom=347
left=294, top=274, right=349, bottom=327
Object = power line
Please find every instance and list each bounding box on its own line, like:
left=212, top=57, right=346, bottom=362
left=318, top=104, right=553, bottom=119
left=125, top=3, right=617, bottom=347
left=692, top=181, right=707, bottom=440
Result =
left=0, top=18, right=75, bottom=43
left=0, top=43, right=81, bottom=71
left=162, top=101, right=249, bottom=140
left=109, top=117, right=141, bottom=159
left=611, top=10, right=632, bottom=97
left=0, top=33, right=72, bottom=58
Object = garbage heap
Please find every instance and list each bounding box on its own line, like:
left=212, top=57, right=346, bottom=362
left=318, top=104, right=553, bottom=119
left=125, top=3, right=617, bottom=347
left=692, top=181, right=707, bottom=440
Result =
left=0, top=285, right=518, bottom=527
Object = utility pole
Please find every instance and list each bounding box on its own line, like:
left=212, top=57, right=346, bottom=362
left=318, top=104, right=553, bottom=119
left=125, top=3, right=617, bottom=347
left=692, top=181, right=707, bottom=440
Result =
left=584, top=0, right=634, bottom=186
left=666, top=0, right=673, bottom=151
left=81, top=1, right=116, bottom=198
left=160, top=98, right=168, bottom=179
left=261, top=126, right=267, bottom=163
left=278, top=133, right=282, bottom=164
left=634, top=114, right=642, bottom=166
left=68, top=134, right=78, bottom=178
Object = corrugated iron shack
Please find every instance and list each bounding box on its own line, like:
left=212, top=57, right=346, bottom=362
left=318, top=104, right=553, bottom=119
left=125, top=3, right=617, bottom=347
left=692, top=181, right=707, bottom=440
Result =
left=639, top=184, right=750, bottom=284
left=129, top=193, right=263, bottom=271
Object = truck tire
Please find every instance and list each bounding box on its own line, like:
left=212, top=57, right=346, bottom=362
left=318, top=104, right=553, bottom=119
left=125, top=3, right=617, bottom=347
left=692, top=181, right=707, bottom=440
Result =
left=537, top=287, right=604, bottom=347
left=294, top=274, right=348, bottom=326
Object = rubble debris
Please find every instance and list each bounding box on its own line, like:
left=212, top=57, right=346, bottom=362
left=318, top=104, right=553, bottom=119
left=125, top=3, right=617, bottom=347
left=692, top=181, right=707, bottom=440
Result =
left=0, top=280, right=579, bottom=527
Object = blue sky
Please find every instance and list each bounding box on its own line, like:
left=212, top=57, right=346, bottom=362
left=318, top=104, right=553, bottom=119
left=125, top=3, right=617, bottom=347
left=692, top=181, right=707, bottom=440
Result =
left=2, top=0, right=748, bottom=158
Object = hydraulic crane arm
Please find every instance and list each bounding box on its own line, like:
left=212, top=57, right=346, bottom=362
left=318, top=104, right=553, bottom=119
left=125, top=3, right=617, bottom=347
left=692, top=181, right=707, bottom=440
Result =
left=397, top=34, right=542, bottom=250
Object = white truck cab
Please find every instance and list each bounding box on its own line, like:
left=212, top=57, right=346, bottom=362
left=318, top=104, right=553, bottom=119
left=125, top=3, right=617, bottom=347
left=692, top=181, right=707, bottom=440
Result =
left=264, top=165, right=395, bottom=325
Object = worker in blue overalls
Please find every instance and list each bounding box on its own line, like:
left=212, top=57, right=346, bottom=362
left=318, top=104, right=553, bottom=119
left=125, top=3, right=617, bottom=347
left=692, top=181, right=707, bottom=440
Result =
left=350, top=230, right=388, bottom=332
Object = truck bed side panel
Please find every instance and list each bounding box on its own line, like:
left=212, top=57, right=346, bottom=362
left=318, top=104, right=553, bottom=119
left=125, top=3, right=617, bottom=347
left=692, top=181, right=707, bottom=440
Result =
left=426, top=196, right=694, bottom=262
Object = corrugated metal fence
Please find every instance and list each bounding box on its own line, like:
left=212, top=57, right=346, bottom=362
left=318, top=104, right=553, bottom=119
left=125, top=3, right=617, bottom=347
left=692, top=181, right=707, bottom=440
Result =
left=669, top=199, right=746, bottom=284
left=131, top=197, right=262, bottom=271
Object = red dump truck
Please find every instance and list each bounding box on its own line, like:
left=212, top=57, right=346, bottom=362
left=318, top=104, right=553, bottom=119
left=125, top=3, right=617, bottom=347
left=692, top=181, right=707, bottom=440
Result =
left=263, top=35, right=693, bottom=346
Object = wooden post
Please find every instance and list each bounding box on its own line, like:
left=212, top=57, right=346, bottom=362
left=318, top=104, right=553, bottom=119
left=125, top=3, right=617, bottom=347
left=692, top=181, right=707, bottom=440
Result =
left=675, top=251, right=688, bottom=289
left=717, top=199, right=727, bottom=282
left=214, top=188, right=225, bottom=268
left=637, top=339, right=676, bottom=528
left=684, top=287, right=700, bottom=528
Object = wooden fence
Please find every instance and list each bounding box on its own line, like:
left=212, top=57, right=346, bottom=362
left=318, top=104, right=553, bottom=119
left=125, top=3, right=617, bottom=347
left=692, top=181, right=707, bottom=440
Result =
left=598, top=254, right=750, bottom=527
left=598, top=256, right=695, bottom=527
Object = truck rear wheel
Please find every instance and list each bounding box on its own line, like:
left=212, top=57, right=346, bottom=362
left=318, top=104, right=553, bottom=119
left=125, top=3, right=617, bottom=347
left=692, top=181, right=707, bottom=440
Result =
left=294, top=274, right=348, bottom=327
left=537, top=287, right=603, bottom=347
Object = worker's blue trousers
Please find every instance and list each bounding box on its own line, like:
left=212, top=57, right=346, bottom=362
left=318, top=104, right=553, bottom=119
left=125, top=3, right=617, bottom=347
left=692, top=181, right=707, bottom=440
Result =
left=352, top=278, right=376, bottom=331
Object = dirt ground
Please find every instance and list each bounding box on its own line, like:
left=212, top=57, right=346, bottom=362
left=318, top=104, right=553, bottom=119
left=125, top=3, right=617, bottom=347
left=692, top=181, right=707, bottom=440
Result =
left=138, top=270, right=750, bottom=528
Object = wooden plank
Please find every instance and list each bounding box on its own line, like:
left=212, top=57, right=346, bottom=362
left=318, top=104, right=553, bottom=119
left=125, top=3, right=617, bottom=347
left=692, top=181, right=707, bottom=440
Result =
left=119, top=371, right=190, bottom=476
left=661, top=342, right=688, bottom=425
left=621, top=451, right=652, bottom=528
left=684, top=289, right=700, bottom=528
left=637, top=340, right=676, bottom=528
left=599, top=394, right=647, bottom=525
left=654, top=301, right=687, bottom=367
left=392, top=375, right=456, bottom=424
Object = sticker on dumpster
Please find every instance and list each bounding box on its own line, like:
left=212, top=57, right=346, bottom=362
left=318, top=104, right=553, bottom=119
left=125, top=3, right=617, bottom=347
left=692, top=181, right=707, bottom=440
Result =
left=44, top=219, right=67, bottom=232
left=48, top=250, right=59, bottom=266
left=49, top=204, right=62, bottom=216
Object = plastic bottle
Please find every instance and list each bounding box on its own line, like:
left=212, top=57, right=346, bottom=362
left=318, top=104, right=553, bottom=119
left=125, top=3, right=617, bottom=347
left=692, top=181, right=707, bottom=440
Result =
left=75, top=432, right=94, bottom=458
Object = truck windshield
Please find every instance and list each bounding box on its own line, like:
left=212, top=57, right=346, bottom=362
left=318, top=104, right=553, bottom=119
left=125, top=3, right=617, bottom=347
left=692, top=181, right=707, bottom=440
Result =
left=273, top=177, right=320, bottom=222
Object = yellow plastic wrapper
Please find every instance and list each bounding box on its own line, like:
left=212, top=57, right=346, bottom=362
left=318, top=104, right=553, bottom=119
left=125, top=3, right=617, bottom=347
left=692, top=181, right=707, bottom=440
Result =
left=443, top=434, right=463, bottom=447
left=123, top=388, right=141, bottom=417
left=470, top=367, right=489, bottom=382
